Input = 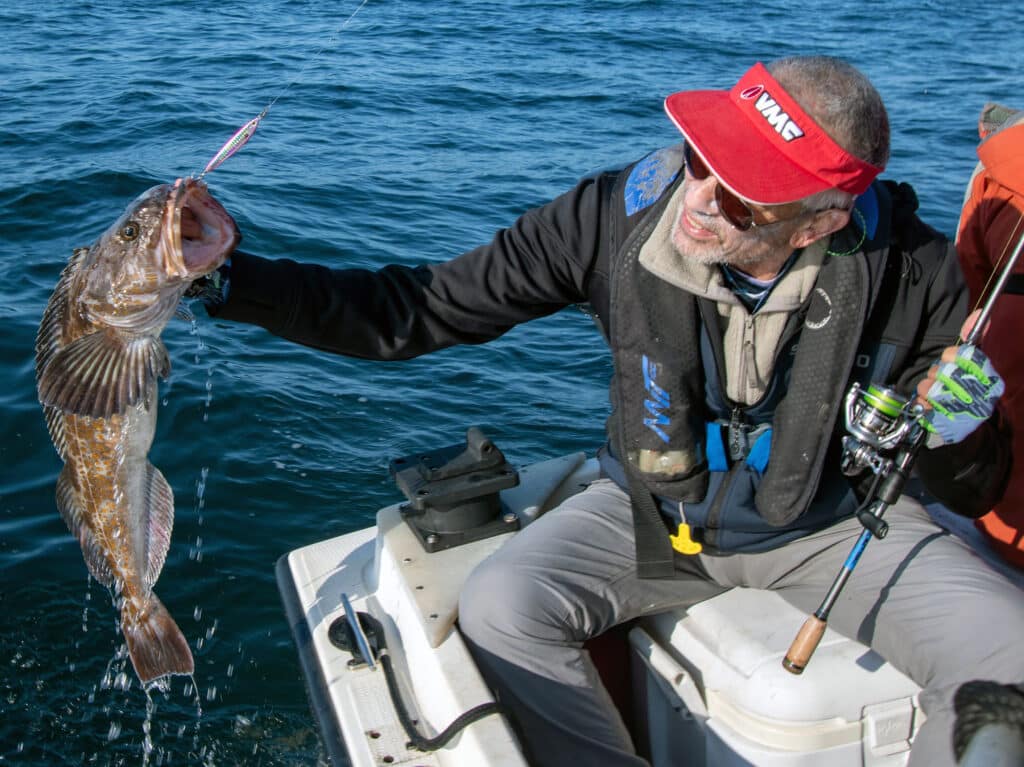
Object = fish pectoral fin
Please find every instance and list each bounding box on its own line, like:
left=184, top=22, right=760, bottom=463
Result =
left=143, top=463, right=175, bottom=590
left=37, top=331, right=170, bottom=418
left=56, top=466, right=116, bottom=588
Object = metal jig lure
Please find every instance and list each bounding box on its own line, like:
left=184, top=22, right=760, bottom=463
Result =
left=197, top=111, right=265, bottom=180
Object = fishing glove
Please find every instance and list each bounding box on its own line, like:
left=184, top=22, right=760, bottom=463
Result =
left=921, top=344, right=1004, bottom=449
left=184, top=259, right=232, bottom=312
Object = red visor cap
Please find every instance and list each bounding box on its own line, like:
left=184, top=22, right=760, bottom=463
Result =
left=664, top=62, right=883, bottom=206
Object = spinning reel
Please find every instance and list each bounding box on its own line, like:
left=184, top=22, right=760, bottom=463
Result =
left=840, top=382, right=924, bottom=478
left=837, top=382, right=925, bottom=541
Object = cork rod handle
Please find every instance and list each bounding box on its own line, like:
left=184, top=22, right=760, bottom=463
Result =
left=782, top=616, right=827, bottom=675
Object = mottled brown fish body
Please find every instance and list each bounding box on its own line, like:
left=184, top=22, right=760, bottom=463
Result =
left=36, top=179, right=239, bottom=683
left=58, top=399, right=188, bottom=682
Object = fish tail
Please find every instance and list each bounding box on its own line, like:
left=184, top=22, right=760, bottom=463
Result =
left=122, top=593, right=194, bottom=683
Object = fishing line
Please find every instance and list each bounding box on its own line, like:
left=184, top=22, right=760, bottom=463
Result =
left=958, top=212, right=1024, bottom=344
left=196, top=0, right=374, bottom=179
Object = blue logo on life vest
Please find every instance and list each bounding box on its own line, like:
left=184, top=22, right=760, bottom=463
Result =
left=625, top=148, right=681, bottom=217
left=643, top=355, right=671, bottom=443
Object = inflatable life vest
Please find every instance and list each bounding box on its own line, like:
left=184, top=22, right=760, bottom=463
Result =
left=957, top=103, right=1024, bottom=569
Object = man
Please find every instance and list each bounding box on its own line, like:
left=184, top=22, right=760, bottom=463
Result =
left=190, top=57, right=1022, bottom=766
left=957, top=102, right=1024, bottom=569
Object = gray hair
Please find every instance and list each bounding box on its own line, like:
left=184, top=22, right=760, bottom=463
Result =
left=766, top=56, right=890, bottom=212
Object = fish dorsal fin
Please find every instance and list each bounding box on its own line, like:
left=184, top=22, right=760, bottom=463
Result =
left=36, top=248, right=94, bottom=454
left=37, top=331, right=170, bottom=419
left=42, top=405, right=68, bottom=460
left=35, top=247, right=89, bottom=383
left=56, top=466, right=116, bottom=588
left=143, top=463, right=175, bottom=589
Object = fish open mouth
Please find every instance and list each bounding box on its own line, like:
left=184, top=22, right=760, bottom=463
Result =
left=162, top=178, right=240, bottom=279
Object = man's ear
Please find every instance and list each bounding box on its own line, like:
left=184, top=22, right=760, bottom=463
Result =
left=790, top=208, right=852, bottom=250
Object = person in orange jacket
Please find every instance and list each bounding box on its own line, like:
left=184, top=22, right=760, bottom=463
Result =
left=957, top=103, right=1024, bottom=568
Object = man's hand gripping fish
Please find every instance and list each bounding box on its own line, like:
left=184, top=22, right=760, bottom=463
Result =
left=34, top=178, right=239, bottom=683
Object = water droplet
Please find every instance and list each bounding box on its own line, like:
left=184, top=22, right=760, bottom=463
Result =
left=141, top=689, right=157, bottom=765
left=194, top=606, right=203, bottom=621
left=195, top=468, right=209, bottom=498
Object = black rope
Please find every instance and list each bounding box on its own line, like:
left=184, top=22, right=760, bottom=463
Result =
left=379, top=648, right=506, bottom=752
left=953, top=680, right=1024, bottom=761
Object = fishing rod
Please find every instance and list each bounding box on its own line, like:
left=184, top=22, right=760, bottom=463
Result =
left=195, top=0, right=373, bottom=179
left=782, top=224, right=1024, bottom=675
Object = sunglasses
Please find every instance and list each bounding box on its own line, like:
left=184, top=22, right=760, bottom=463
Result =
left=683, top=142, right=808, bottom=231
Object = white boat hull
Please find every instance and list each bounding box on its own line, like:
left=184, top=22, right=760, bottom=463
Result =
left=278, top=453, right=942, bottom=766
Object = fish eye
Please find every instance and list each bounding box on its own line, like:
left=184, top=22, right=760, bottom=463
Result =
left=120, top=222, right=141, bottom=241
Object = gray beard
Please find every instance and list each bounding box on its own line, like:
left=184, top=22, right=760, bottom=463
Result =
left=670, top=215, right=780, bottom=269
left=679, top=247, right=766, bottom=268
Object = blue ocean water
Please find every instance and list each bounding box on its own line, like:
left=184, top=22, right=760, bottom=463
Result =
left=1, top=1, right=1022, bottom=764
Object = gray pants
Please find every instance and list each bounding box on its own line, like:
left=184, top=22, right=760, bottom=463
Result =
left=458, top=479, right=1024, bottom=767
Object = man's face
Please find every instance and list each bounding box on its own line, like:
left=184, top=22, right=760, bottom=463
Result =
left=671, top=171, right=811, bottom=270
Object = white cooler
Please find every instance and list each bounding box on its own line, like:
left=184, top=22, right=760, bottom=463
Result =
left=629, top=588, right=922, bottom=767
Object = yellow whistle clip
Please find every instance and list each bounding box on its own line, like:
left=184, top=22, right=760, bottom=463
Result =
left=670, top=522, right=703, bottom=555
